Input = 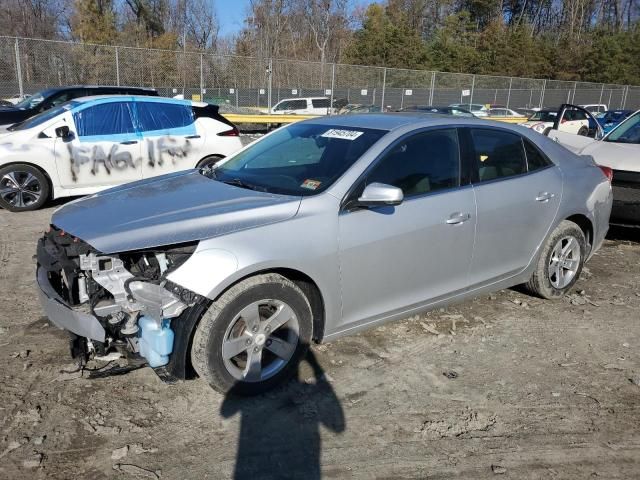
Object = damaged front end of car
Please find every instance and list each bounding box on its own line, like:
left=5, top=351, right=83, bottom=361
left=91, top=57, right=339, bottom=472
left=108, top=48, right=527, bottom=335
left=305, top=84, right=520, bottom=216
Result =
left=36, top=225, right=203, bottom=380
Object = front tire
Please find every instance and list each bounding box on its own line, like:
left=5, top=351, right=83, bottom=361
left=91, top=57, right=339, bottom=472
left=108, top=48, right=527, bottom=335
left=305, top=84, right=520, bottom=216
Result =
left=196, top=155, right=224, bottom=170
left=191, top=274, right=313, bottom=395
left=0, top=164, right=49, bottom=212
left=525, top=220, right=586, bottom=299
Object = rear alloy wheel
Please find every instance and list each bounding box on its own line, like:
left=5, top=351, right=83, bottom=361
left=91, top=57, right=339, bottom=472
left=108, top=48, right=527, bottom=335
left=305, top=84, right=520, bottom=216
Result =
left=196, top=155, right=224, bottom=170
left=525, top=220, right=586, bottom=299
left=191, top=273, right=313, bottom=394
left=577, top=126, right=589, bottom=136
left=0, top=164, right=49, bottom=212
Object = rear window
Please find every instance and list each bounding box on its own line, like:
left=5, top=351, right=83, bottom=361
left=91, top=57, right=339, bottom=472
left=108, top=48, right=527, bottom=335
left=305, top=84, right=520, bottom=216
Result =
left=136, top=102, right=195, bottom=131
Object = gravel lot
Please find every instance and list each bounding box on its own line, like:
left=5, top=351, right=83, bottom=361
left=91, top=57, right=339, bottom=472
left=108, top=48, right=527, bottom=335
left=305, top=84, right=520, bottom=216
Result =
left=1, top=202, right=639, bottom=479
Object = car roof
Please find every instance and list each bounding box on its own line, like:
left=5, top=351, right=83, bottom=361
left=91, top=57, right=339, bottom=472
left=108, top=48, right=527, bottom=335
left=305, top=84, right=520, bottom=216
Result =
left=302, top=112, right=524, bottom=132
left=70, top=95, right=193, bottom=107
left=36, top=85, right=157, bottom=94
left=277, top=97, right=328, bottom=101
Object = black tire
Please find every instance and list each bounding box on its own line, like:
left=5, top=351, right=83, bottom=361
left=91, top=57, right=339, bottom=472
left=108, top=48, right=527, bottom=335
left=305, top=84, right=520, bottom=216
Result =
left=0, top=164, right=49, bottom=212
left=196, top=155, right=224, bottom=169
left=577, top=126, right=589, bottom=136
left=191, top=273, right=313, bottom=395
left=525, top=220, right=586, bottom=299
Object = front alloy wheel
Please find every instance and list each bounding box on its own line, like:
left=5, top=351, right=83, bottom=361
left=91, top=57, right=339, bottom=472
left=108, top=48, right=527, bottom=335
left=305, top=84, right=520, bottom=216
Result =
left=0, top=164, right=49, bottom=212
left=191, top=273, right=313, bottom=394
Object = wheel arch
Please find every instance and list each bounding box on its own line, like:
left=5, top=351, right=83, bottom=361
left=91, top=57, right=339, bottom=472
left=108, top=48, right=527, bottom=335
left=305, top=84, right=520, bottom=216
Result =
left=0, top=160, right=54, bottom=201
left=165, top=266, right=327, bottom=381
left=564, top=213, right=593, bottom=254
left=195, top=154, right=225, bottom=169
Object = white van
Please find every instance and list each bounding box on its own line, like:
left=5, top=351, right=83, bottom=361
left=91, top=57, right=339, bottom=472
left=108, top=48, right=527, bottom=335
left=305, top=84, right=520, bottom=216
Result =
left=270, top=97, right=332, bottom=115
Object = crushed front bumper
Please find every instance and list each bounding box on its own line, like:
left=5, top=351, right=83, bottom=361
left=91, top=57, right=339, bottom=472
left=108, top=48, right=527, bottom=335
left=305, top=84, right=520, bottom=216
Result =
left=36, top=265, right=105, bottom=342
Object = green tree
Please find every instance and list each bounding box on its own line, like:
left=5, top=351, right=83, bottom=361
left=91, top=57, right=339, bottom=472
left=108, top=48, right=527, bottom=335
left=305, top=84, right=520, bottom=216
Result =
left=71, top=0, right=117, bottom=44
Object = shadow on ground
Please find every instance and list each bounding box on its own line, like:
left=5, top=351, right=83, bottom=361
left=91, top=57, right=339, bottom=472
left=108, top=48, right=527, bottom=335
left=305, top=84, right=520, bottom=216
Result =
left=220, top=350, right=345, bottom=480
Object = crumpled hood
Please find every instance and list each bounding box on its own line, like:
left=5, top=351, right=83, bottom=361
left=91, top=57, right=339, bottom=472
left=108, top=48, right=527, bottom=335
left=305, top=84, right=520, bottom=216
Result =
left=52, top=170, right=302, bottom=253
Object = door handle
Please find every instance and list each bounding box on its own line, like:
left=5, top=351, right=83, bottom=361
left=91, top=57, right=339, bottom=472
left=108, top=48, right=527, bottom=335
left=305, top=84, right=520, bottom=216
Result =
left=119, top=140, right=138, bottom=145
left=446, top=212, right=471, bottom=225
left=185, top=135, right=201, bottom=139
left=536, top=192, right=555, bottom=202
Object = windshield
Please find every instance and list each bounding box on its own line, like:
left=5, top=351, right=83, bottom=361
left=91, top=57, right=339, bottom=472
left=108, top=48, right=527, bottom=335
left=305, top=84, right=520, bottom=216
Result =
left=209, top=123, right=387, bottom=196
left=601, top=111, right=629, bottom=123
left=605, top=112, right=640, bottom=144
left=14, top=89, right=56, bottom=109
left=529, top=110, right=557, bottom=122
left=8, top=101, right=79, bottom=131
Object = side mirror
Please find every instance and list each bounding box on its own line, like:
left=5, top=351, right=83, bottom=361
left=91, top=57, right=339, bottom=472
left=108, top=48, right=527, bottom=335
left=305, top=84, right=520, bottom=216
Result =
left=357, top=182, right=404, bottom=207
left=55, top=126, right=71, bottom=139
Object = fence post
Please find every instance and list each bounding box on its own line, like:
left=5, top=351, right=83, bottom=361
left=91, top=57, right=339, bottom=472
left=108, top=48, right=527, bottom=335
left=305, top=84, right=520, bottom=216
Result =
left=199, top=53, right=204, bottom=99
left=622, top=85, right=629, bottom=109
left=380, top=67, right=387, bottom=110
left=539, top=79, right=546, bottom=108
left=598, top=83, right=604, bottom=106
left=115, top=47, right=120, bottom=86
left=329, top=63, right=336, bottom=115
left=571, top=81, right=577, bottom=104
left=267, top=58, right=273, bottom=112
left=14, top=38, right=23, bottom=97
left=429, top=71, right=435, bottom=105
left=506, top=77, right=513, bottom=109
left=469, top=75, right=475, bottom=106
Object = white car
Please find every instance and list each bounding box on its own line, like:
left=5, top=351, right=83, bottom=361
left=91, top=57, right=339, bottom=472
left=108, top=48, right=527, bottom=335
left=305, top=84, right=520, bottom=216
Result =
left=2, top=93, right=31, bottom=105
left=580, top=104, right=608, bottom=115
left=0, top=96, right=243, bottom=212
left=486, top=108, right=526, bottom=118
left=521, top=107, right=590, bottom=135
left=449, top=103, right=488, bottom=117
left=270, top=97, right=332, bottom=115
left=547, top=109, right=639, bottom=226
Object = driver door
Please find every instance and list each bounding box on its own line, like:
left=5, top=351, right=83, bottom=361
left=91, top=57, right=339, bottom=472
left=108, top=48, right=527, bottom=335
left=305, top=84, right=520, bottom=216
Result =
left=337, top=128, right=477, bottom=330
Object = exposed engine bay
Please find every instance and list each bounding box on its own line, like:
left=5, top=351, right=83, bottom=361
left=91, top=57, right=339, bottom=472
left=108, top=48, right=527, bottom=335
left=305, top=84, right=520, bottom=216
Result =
left=36, top=225, right=202, bottom=375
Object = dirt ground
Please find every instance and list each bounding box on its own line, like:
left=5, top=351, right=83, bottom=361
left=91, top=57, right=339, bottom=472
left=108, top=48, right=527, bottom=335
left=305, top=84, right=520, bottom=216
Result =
left=0, top=201, right=639, bottom=480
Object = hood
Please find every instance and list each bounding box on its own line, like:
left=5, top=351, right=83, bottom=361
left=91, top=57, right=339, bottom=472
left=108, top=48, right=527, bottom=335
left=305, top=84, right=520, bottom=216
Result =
left=577, top=141, right=640, bottom=171
left=52, top=170, right=302, bottom=254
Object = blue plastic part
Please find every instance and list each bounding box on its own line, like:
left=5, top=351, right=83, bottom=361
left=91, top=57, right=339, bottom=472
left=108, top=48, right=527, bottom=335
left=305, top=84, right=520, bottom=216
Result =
left=138, top=316, right=174, bottom=368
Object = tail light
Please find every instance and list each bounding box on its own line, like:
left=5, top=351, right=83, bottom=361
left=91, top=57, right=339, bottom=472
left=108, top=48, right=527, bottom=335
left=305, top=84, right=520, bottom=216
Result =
left=598, top=165, right=613, bottom=182
left=217, top=127, right=240, bottom=137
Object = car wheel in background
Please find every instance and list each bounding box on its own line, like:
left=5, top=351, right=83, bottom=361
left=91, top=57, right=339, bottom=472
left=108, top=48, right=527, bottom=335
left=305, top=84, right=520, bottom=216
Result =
left=577, top=126, right=589, bottom=136
left=0, top=164, right=49, bottom=212
left=191, top=273, right=313, bottom=395
left=196, top=155, right=224, bottom=170
left=525, top=220, right=586, bottom=299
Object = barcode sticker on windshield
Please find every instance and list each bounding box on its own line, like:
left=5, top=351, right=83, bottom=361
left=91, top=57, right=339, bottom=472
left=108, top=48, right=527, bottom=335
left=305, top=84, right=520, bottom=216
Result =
left=321, top=129, right=364, bottom=141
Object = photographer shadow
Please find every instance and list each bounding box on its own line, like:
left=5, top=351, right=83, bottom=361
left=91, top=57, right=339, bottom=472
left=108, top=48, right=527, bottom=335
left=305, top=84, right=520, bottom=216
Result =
left=221, top=349, right=345, bottom=480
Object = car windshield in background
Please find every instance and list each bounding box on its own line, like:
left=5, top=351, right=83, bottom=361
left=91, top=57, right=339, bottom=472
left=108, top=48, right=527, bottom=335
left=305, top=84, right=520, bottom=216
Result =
left=13, top=89, right=55, bottom=109
left=605, top=112, right=640, bottom=144
left=529, top=110, right=557, bottom=122
left=209, top=123, right=387, bottom=196
left=7, top=101, right=79, bottom=131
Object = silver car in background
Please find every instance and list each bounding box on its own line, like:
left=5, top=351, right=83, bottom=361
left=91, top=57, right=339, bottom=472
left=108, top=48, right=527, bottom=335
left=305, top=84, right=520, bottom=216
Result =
left=36, top=114, right=612, bottom=395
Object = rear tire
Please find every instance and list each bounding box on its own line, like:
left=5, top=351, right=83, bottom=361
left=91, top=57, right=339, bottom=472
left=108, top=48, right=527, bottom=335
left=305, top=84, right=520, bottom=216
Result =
left=577, top=126, right=589, bottom=136
left=196, top=155, right=224, bottom=170
left=525, top=220, right=586, bottom=299
left=191, top=274, right=313, bottom=395
left=0, top=164, right=49, bottom=212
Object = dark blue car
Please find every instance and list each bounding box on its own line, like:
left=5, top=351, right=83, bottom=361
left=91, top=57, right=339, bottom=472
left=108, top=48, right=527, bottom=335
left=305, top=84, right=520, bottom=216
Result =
left=597, top=110, right=634, bottom=134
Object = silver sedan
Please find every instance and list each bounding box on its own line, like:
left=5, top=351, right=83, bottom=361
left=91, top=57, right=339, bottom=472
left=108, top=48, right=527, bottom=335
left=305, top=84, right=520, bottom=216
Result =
left=37, top=114, right=612, bottom=394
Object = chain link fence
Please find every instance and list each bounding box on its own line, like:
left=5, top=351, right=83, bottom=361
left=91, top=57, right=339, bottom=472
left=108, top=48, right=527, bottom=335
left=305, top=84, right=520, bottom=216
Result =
left=1, top=36, right=637, bottom=112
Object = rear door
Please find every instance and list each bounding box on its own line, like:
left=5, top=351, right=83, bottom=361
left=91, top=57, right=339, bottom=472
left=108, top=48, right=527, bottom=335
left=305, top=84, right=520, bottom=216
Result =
left=56, top=100, right=142, bottom=189
left=134, top=100, right=204, bottom=178
left=467, top=127, right=562, bottom=286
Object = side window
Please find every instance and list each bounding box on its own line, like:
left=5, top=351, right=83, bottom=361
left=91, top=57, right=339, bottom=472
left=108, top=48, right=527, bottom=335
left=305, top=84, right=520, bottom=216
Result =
left=274, top=101, right=291, bottom=111
left=290, top=100, right=307, bottom=110
left=49, top=92, right=73, bottom=108
left=73, top=102, right=136, bottom=137
left=136, top=102, right=195, bottom=132
left=365, top=129, right=460, bottom=198
left=523, top=138, right=552, bottom=171
left=470, top=128, right=526, bottom=182
left=312, top=99, right=330, bottom=108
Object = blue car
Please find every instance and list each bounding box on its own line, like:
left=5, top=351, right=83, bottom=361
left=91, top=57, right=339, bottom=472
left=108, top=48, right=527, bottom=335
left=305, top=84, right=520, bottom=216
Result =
left=597, top=110, right=634, bottom=134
